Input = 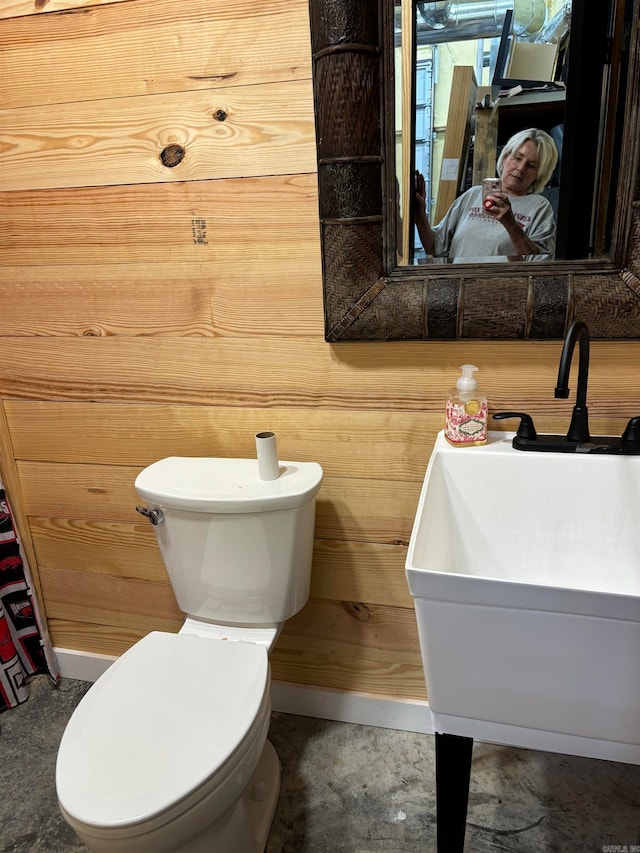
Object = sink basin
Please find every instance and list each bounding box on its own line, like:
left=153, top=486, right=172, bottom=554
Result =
left=406, top=431, right=640, bottom=764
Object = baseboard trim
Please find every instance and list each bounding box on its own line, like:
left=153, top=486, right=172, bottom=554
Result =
left=54, top=647, right=433, bottom=734
left=271, top=682, right=433, bottom=734
left=55, top=647, right=117, bottom=682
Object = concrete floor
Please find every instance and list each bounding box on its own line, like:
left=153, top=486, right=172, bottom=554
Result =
left=1, top=677, right=639, bottom=853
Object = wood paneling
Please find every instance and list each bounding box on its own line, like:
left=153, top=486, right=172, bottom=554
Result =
left=39, top=565, right=183, bottom=631
left=1, top=0, right=639, bottom=706
left=17, top=462, right=145, bottom=522
left=1, top=0, right=130, bottom=23
left=17, top=461, right=421, bottom=545
left=1, top=0, right=311, bottom=103
left=310, top=540, right=413, bottom=608
left=272, top=598, right=426, bottom=699
left=4, top=402, right=443, bottom=478
left=0, top=175, right=319, bottom=267
left=47, top=619, right=149, bottom=658
left=0, top=262, right=322, bottom=338
left=2, top=81, right=315, bottom=191
left=30, top=517, right=165, bottom=582
left=1, top=341, right=637, bottom=419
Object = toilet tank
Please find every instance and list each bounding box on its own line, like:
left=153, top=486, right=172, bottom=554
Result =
left=135, top=458, right=323, bottom=626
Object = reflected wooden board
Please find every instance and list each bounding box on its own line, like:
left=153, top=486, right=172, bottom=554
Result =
left=433, top=66, right=477, bottom=223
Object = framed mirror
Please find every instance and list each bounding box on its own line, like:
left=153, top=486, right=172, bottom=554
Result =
left=309, top=0, right=640, bottom=340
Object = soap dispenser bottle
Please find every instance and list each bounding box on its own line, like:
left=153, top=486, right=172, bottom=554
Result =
left=445, top=364, right=488, bottom=447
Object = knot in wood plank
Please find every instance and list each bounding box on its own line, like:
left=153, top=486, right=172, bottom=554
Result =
left=160, top=145, right=185, bottom=168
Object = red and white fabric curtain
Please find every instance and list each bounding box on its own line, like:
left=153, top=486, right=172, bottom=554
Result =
left=0, top=481, right=59, bottom=713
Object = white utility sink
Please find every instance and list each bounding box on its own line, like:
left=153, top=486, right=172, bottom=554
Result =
left=406, top=430, right=640, bottom=764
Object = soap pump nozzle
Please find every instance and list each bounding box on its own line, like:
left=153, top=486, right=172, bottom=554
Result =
left=457, top=364, right=479, bottom=392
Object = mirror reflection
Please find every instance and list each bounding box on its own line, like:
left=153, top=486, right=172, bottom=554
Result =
left=394, top=0, right=621, bottom=265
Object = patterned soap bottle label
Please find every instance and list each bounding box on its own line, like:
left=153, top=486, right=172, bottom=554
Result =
left=445, top=398, right=488, bottom=444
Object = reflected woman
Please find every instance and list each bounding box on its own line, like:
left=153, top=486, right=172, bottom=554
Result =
left=415, top=127, right=559, bottom=261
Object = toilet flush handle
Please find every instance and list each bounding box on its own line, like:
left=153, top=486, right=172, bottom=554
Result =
left=135, top=505, right=164, bottom=525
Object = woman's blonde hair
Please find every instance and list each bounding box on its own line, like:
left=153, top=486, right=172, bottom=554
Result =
left=497, top=127, right=559, bottom=193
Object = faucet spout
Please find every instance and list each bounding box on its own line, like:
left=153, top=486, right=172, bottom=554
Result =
left=554, top=320, right=590, bottom=443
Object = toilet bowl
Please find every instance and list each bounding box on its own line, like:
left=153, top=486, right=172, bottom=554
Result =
left=56, top=456, right=323, bottom=852
left=56, top=631, right=279, bottom=853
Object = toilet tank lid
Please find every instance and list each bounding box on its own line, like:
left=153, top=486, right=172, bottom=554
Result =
left=135, top=457, right=323, bottom=512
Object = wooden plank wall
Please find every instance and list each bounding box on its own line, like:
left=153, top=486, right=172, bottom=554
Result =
left=1, top=0, right=639, bottom=705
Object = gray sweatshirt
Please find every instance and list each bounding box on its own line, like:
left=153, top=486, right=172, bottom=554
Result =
left=431, top=185, right=556, bottom=260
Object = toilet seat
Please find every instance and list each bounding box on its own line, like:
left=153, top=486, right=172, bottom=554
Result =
left=56, top=631, right=270, bottom=833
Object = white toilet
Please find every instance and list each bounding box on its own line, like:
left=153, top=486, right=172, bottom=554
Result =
left=56, top=456, right=323, bottom=853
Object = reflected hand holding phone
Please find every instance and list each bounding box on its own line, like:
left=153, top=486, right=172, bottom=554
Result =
left=482, top=178, right=502, bottom=210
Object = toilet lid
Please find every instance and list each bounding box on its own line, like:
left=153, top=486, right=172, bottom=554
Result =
left=56, top=632, right=269, bottom=828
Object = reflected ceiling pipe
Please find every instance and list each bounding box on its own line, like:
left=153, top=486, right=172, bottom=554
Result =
left=396, top=0, right=548, bottom=45
left=533, top=1, right=572, bottom=45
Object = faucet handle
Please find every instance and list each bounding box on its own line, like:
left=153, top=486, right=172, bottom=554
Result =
left=621, top=416, right=640, bottom=446
left=492, top=412, right=538, bottom=440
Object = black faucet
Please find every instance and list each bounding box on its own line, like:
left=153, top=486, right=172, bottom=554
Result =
left=554, top=319, right=590, bottom=443
left=493, top=320, right=640, bottom=454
